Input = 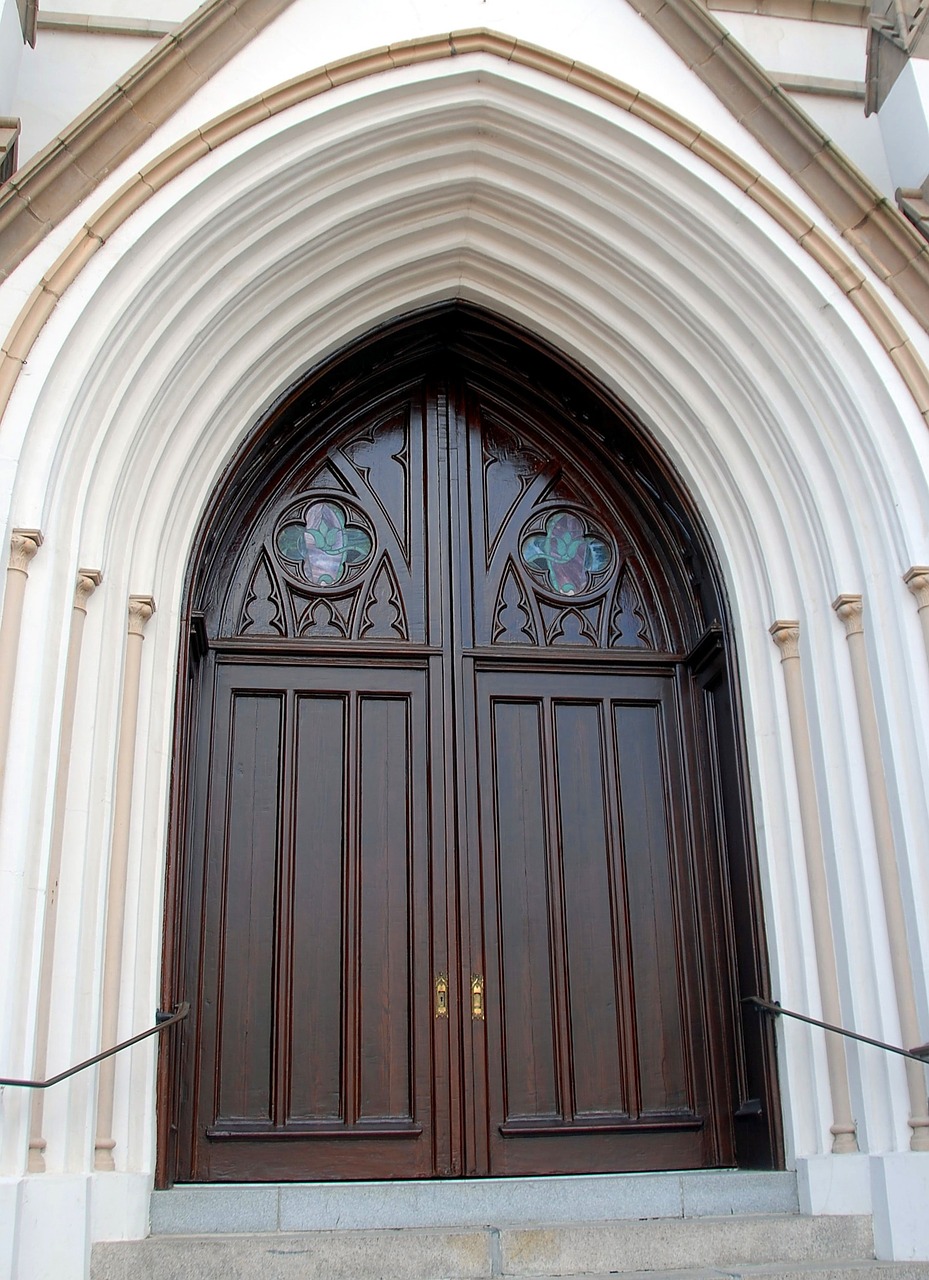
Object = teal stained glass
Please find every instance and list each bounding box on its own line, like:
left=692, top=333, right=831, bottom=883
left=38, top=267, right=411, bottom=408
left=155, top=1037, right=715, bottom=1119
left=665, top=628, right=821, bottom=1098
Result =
left=277, top=501, right=373, bottom=586
left=521, top=511, right=612, bottom=596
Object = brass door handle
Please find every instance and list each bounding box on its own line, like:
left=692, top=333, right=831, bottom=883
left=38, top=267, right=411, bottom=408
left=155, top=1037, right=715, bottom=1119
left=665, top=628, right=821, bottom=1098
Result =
left=471, top=974, right=484, bottom=1020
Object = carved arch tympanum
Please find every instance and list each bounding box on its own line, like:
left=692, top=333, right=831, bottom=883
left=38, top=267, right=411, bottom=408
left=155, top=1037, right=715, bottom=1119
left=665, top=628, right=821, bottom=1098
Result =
left=158, top=304, right=780, bottom=1184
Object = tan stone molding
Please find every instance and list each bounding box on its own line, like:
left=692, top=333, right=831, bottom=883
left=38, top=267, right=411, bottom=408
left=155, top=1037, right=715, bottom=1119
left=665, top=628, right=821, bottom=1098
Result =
left=0, top=0, right=298, bottom=282
left=37, top=12, right=179, bottom=39
left=832, top=592, right=929, bottom=1148
left=8, top=527, right=42, bottom=573
left=774, top=73, right=866, bottom=99
left=1, top=29, right=928, bottom=462
left=126, top=593, right=155, bottom=637
left=16, top=0, right=37, bottom=47
left=769, top=619, right=859, bottom=1152
left=904, top=564, right=929, bottom=609
left=770, top=618, right=802, bottom=660
left=28, top=567, right=102, bottom=1173
left=0, top=528, right=43, bottom=818
left=73, top=567, right=101, bottom=613
left=94, top=593, right=155, bottom=1171
left=833, top=591, right=865, bottom=635
left=707, top=0, right=869, bottom=25
left=625, top=0, right=929, bottom=328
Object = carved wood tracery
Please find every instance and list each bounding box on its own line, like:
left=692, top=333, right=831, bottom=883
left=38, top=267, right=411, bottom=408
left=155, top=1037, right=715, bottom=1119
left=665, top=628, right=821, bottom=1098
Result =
left=159, top=305, right=781, bottom=1188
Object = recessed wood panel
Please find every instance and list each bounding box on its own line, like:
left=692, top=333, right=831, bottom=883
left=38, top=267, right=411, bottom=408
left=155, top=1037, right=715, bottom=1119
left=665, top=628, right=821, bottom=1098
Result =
left=217, top=693, right=282, bottom=1123
left=475, top=670, right=710, bottom=1174
left=358, top=694, right=412, bottom=1122
left=289, top=694, right=346, bottom=1122
left=613, top=700, right=688, bottom=1114
left=492, top=698, right=559, bottom=1122
left=554, top=700, right=626, bottom=1118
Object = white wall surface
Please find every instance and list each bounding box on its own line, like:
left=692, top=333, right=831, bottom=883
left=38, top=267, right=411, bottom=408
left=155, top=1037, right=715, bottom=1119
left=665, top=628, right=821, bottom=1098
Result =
left=790, top=94, right=895, bottom=198
left=642, top=9, right=896, bottom=198
left=42, top=0, right=198, bottom=17
left=0, top=0, right=25, bottom=117
left=718, top=11, right=867, bottom=82
left=14, top=28, right=159, bottom=162
left=879, top=61, right=929, bottom=192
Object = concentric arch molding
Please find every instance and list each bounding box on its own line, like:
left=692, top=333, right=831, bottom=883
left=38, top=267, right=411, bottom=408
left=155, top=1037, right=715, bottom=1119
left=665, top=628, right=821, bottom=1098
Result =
left=1, top=28, right=929, bottom=435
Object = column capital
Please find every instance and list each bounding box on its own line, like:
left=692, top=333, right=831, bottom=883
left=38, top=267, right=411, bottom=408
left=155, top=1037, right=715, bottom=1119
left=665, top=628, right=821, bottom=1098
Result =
left=74, top=568, right=102, bottom=613
left=9, top=528, right=43, bottom=574
left=904, top=566, right=929, bottom=611
left=769, top=619, right=800, bottom=660
left=127, top=594, right=155, bottom=637
left=832, top=593, right=864, bottom=637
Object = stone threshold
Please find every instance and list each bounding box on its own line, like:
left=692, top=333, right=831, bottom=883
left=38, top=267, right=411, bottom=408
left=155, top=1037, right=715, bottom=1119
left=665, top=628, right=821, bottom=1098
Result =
left=151, top=1170, right=799, bottom=1235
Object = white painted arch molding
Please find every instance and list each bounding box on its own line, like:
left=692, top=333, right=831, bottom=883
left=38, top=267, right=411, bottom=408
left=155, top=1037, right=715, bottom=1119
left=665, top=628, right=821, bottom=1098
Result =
left=12, top=60, right=929, bottom=605
left=4, top=53, right=929, bottom=1174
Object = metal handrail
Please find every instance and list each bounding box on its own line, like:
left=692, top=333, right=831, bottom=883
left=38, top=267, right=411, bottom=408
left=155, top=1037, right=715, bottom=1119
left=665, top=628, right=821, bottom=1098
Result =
left=744, top=996, right=929, bottom=1064
left=0, top=1002, right=190, bottom=1089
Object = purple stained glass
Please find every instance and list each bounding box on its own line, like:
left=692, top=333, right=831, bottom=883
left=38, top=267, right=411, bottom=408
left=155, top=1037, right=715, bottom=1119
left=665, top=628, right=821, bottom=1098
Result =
left=276, top=501, right=373, bottom=587
left=520, top=511, right=612, bottom=596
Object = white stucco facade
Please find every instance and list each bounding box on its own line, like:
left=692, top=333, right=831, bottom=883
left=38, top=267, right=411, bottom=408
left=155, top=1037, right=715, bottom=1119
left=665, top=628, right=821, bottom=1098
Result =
left=1, top=2, right=929, bottom=1277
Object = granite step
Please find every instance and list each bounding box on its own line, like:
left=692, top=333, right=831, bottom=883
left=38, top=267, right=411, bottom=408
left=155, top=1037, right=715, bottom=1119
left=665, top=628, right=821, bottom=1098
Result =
left=148, top=1172, right=800, bottom=1234
left=91, top=1212, right=898, bottom=1280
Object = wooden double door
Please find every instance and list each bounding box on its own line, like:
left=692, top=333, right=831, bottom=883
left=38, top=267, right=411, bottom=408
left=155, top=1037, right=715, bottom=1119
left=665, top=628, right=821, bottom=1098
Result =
left=166, top=332, right=759, bottom=1183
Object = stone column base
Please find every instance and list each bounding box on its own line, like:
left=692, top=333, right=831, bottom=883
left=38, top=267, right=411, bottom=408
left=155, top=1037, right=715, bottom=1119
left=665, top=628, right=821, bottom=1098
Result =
left=871, top=1152, right=929, bottom=1260
left=796, top=1153, right=871, bottom=1216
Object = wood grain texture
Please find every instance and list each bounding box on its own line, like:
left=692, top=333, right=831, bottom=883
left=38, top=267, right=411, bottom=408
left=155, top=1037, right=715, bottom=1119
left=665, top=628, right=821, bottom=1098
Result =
left=159, top=305, right=780, bottom=1185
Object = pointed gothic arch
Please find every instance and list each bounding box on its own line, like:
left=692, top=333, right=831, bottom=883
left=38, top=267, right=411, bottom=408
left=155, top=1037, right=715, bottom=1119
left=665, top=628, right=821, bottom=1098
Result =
left=157, top=304, right=780, bottom=1184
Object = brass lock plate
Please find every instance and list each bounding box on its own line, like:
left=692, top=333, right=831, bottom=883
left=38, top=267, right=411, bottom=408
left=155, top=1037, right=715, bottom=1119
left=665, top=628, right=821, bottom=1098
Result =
left=435, top=973, right=449, bottom=1018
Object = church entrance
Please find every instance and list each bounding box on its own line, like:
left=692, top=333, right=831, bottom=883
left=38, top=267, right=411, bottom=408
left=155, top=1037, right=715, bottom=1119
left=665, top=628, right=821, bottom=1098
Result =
left=158, top=306, right=780, bottom=1184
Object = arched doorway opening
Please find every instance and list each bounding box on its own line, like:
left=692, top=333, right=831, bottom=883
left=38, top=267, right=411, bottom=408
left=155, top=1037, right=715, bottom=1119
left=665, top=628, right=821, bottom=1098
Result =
left=157, top=304, right=780, bottom=1184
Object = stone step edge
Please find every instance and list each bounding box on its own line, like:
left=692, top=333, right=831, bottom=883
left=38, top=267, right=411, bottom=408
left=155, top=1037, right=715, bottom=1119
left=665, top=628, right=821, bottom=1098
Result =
left=90, top=1249, right=929, bottom=1280
left=505, top=1269, right=929, bottom=1280
left=151, top=1172, right=800, bottom=1234
left=94, top=1218, right=880, bottom=1269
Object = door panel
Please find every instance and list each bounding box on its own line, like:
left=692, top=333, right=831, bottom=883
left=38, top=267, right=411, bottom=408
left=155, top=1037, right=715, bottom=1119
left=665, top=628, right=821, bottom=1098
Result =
left=555, top=700, right=627, bottom=1119
left=216, top=692, right=282, bottom=1124
left=289, top=694, right=345, bottom=1122
left=472, top=668, right=713, bottom=1174
left=492, top=698, right=560, bottom=1123
left=192, top=660, right=435, bottom=1181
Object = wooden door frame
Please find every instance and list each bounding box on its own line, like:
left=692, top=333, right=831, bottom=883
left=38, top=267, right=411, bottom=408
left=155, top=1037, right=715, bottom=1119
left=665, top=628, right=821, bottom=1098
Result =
left=156, top=302, right=782, bottom=1187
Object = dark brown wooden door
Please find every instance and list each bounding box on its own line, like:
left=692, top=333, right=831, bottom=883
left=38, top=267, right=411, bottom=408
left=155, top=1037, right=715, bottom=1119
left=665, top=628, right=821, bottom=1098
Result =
left=193, top=661, right=435, bottom=1179
left=165, top=320, right=770, bottom=1184
left=469, top=668, right=711, bottom=1174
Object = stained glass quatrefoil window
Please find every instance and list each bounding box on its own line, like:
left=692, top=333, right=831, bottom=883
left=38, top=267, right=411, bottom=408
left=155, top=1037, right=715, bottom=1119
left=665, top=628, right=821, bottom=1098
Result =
left=520, top=510, right=613, bottom=596
left=275, top=500, right=374, bottom=588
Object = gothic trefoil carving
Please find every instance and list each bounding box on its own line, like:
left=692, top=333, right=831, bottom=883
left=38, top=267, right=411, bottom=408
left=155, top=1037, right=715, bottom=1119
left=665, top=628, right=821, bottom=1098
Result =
left=492, top=561, right=538, bottom=644
left=542, top=601, right=601, bottom=646
left=343, top=412, right=412, bottom=568
left=240, top=553, right=285, bottom=636
left=298, top=597, right=350, bottom=639
left=482, top=421, right=547, bottom=565
left=221, top=393, right=670, bottom=653
left=359, top=556, right=408, bottom=640
left=609, top=569, right=654, bottom=649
